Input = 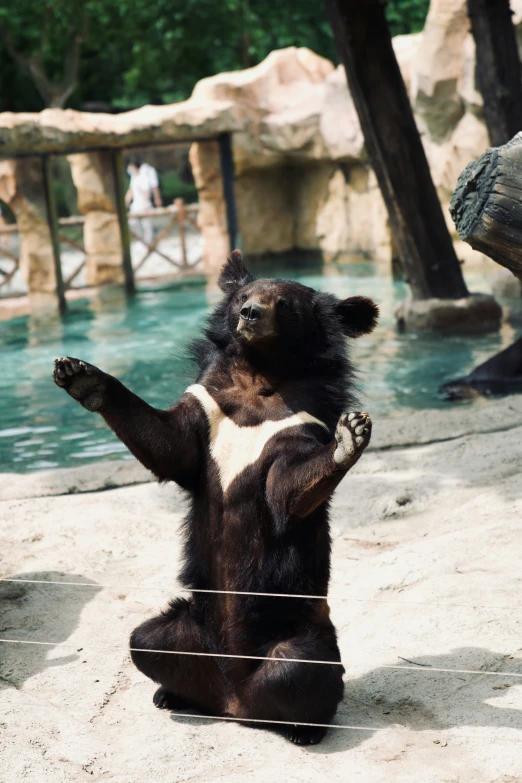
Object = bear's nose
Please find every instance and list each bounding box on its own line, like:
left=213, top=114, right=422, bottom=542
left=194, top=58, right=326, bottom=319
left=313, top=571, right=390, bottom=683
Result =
left=240, top=302, right=264, bottom=322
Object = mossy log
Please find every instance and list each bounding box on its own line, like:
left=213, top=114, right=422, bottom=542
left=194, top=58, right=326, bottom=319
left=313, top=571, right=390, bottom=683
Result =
left=450, top=133, right=522, bottom=280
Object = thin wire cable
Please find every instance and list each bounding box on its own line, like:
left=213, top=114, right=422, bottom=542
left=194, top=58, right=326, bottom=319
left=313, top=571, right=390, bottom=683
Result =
left=1, top=577, right=521, bottom=611
left=3, top=702, right=522, bottom=744
left=1, top=638, right=522, bottom=678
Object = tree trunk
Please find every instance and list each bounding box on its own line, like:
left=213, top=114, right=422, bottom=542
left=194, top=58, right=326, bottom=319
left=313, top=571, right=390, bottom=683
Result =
left=450, top=133, right=522, bottom=280
left=0, top=24, right=83, bottom=110
left=467, top=0, right=522, bottom=147
left=323, top=0, right=468, bottom=301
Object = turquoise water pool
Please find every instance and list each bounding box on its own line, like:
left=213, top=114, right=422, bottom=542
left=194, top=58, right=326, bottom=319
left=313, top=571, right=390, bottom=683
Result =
left=0, top=262, right=519, bottom=473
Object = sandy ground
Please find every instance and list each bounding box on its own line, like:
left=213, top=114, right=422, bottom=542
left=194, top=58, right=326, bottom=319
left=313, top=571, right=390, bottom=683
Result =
left=1, top=398, right=522, bottom=782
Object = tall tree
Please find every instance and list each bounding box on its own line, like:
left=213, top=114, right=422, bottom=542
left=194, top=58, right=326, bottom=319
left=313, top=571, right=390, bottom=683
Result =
left=0, top=0, right=87, bottom=109
left=323, top=0, right=468, bottom=300
left=467, top=0, right=522, bottom=147
left=0, top=0, right=430, bottom=114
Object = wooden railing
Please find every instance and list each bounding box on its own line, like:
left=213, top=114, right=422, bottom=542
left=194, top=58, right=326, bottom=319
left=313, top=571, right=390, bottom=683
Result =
left=0, top=198, right=200, bottom=294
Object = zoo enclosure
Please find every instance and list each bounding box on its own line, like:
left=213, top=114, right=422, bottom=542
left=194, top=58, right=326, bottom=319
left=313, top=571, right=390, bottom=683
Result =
left=0, top=132, right=238, bottom=312
left=0, top=197, right=201, bottom=297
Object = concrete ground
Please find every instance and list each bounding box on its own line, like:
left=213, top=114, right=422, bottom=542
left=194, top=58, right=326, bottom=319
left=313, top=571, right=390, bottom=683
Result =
left=1, top=397, right=522, bottom=782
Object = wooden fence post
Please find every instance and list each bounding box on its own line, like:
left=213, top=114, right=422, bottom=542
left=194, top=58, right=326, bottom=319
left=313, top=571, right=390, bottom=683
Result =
left=111, top=149, right=135, bottom=295
left=174, top=198, right=188, bottom=268
left=41, top=155, right=66, bottom=313
left=218, top=133, right=238, bottom=252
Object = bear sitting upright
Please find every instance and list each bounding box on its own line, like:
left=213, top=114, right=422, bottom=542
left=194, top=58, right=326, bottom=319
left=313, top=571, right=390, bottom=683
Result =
left=53, top=250, right=378, bottom=745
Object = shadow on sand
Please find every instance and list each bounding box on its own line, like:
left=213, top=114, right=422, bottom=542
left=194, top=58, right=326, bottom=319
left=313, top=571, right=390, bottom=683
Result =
left=166, top=646, right=522, bottom=751
left=0, top=571, right=101, bottom=691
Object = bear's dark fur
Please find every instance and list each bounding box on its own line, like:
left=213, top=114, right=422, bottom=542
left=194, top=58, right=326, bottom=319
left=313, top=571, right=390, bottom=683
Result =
left=53, top=251, right=378, bottom=745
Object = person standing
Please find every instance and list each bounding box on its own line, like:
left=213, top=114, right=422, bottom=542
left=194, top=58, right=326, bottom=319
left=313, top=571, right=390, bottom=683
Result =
left=125, top=158, right=162, bottom=247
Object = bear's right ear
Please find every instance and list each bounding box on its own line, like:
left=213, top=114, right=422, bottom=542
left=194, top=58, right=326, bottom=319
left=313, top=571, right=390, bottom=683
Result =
left=335, top=296, right=379, bottom=338
left=218, top=249, right=255, bottom=294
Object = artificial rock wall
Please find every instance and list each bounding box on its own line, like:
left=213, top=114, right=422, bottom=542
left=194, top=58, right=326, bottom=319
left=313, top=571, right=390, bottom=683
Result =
left=190, top=0, right=522, bottom=272
left=3, top=0, right=522, bottom=307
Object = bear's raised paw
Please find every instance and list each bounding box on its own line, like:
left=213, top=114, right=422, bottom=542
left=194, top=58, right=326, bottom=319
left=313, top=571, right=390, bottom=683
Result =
left=333, top=411, right=372, bottom=467
left=53, top=357, right=107, bottom=411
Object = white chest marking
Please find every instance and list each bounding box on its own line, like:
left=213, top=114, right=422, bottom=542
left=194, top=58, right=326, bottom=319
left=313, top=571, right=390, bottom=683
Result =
left=186, top=383, right=329, bottom=492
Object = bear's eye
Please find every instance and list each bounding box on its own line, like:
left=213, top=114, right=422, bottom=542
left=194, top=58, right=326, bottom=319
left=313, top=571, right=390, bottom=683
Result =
left=240, top=293, right=248, bottom=303
left=277, top=298, right=288, bottom=308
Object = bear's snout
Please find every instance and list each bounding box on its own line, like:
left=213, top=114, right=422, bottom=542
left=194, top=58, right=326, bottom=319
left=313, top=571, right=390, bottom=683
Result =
left=240, top=302, right=264, bottom=322
left=237, top=295, right=277, bottom=341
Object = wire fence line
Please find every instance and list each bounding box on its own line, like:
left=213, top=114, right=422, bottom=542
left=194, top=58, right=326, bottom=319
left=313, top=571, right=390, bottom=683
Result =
left=2, top=702, right=522, bottom=744
left=1, top=577, right=521, bottom=611
left=3, top=703, right=522, bottom=748
left=2, top=576, right=522, bottom=746
left=1, top=638, right=521, bottom=678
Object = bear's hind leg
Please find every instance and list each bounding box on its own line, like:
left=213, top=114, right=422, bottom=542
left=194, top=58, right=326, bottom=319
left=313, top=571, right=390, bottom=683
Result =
left=130, top=597, right=230, bottom=716
left=232, top=627, right=345, bottom=745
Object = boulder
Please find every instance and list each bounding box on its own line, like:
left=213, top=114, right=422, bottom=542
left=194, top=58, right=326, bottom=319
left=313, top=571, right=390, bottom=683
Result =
left=396, top=292, right=502, bottom=333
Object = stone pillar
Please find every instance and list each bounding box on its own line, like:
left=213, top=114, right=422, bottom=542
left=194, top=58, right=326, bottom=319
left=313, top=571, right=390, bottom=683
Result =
left=0, top=157, right=63, bottom=312
left=189, top=141, right=230, bottom=275
left=67, top=151, right=123, bottom=286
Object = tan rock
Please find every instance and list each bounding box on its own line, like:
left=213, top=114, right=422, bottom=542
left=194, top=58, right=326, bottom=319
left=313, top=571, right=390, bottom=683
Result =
left=393, top=33, right=422, bottom=98
left=316, top=165, right=390, bottom=262
left=293, top=164, right=336, bottom=251
left=189, top=141, right=230, bottom=274
left=395, top=292, right=502, bottom=333
left=457, top=33, right=483, bottom=116
left=0, top=157, right=61, bottom=311
left=412, top=0, right=468, bottom=141
left=315, top=168, right=349, bottom=260
left=235, top=168, right=295, bottom=256
left=83, top=212, right=124, bottom=286
left=426, top=111, right=489, bottom=206
left=68, top=151, right=123, bottom=285
left=320, top=66, right=364, bottom=162
left=0, top=99, right=243, bottom=157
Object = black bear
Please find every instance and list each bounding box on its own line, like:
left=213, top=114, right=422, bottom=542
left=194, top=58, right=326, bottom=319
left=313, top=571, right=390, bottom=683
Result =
left=53, top=251, right=378, bottom=745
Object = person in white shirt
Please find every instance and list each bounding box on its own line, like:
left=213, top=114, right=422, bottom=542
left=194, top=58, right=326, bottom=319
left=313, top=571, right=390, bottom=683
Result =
left=125, top=158, right=162, bottom=247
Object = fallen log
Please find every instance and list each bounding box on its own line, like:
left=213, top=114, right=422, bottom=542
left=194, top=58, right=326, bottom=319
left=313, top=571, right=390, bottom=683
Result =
left=439, top=336, right=522, bottom=400
left=450, top=132, right=522, bottom=280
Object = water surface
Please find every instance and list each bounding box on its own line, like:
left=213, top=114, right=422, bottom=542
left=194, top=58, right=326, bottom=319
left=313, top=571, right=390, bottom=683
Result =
left=0, top=262, right=519, bottom=472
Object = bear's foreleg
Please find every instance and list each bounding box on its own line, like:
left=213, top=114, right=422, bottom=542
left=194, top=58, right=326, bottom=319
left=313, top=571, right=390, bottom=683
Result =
left=267, top=412, right=371, bottom=523
left=53, top=357, right=200, bottom=482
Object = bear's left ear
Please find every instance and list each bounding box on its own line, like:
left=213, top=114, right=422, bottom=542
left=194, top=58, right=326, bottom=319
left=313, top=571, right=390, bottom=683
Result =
left=335, top=296, right=379, bottom=338
left=218, top=249, right=255, bottom=294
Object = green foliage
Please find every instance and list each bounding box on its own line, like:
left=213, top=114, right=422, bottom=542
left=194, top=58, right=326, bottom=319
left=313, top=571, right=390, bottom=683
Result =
left=386, top=0, right=430, bottom=35
left=0, top=0, right=430, bottom=113
left=158, top=172, right=198, bottom=205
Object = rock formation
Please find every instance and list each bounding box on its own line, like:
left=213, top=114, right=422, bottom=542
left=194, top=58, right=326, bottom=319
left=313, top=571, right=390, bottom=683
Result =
left=0, top=157, right=61, bottom=311
left=3, top=0, right=522, bottom=307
